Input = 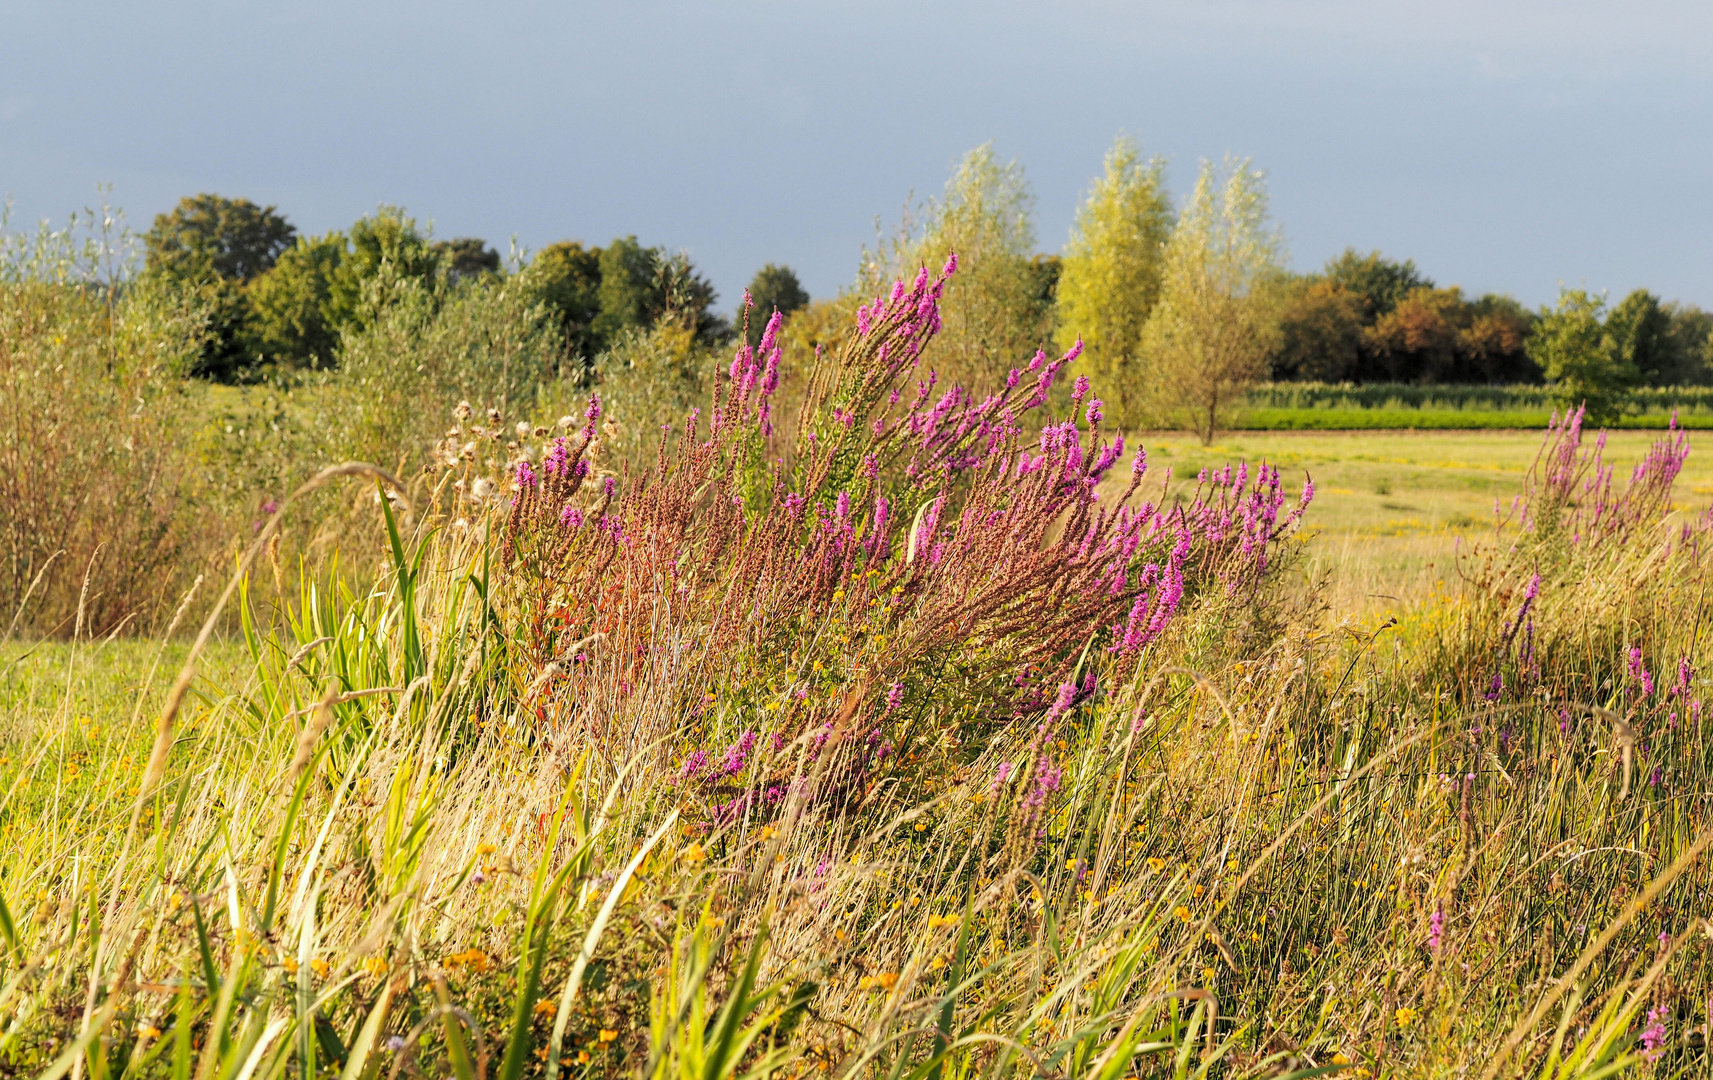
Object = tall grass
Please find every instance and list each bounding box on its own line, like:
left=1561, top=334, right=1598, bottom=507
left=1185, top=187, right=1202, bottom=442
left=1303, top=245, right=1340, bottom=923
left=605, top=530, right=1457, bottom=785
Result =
left=0, top=203, right=208, bottom=637
left=7, top=258, right=1713, bottom=1078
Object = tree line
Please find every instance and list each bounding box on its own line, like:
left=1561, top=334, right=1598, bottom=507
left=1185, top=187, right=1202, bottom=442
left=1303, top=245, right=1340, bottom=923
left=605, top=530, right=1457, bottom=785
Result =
left=141, top=195, right=810, bottom=382
left=143, top=139, right=1713, bottom=436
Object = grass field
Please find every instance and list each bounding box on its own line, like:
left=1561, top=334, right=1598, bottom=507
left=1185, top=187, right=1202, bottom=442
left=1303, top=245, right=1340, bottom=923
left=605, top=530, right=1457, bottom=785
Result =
left=1118, top=427, right=1713, bottom=620
left=6, top=320, right=1713, bottom=1076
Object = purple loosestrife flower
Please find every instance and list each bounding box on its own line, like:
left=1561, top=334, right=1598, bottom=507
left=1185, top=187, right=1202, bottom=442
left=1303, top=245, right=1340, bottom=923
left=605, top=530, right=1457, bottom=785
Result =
left=1028, top=349, right=1045, bottom=372
left=942, top=250, right=958, bottom=277
left=1072, top=375, right=1090, bottom=406
left=679, top=750, right=708, bottom=781
left=885, top=681, right=903, bottom=713
left=515, top=460, right=538, bottom=489
left=1428, top=907, right=1443, bottom=952
left=560, top=506, right=583, bottom=529
left=760, top=310, right=783, bottom=353
left=1630, top=646, right=1655, bottom=696
left=1640, top=1007, right=1667, bottom=1062
left=991, top=762, right=1013, bottom=793
left=585, top=393, right=602, bottom=425
left=1061, top=338, right=1084, bottom=365
left=1086, top=398, right=1103, bottom=426
left=544, top=438, right=569, bottom=476
left=721, top=731, right=756, bottom=777
left=1026, top=758, right=1063, bottom=807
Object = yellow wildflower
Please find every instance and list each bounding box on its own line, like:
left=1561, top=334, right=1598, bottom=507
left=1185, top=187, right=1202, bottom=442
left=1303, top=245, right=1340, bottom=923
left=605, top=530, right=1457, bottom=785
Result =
left=599, top=1029, right=618, bottom=1042
left=1146, top=858, right=1166, bottom=872
left=310, top=957, right=331, bottom=979
left=1173, top=905, right=1191, bottom=922
left=1395, top=1006, right=1418, bottom=1028
left=534, top=1000, right=557, bottom=1017
left=684, top=843, right=706, bottom=864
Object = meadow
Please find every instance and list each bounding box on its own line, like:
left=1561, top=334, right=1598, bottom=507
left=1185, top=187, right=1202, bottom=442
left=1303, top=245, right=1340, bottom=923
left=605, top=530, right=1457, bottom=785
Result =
left=7, top=249, right=1713, bottom=1080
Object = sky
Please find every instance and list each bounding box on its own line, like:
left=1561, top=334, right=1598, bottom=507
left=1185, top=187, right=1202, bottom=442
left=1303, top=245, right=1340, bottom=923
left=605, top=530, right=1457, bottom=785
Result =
left=2, top=0, right=1709, bottom=312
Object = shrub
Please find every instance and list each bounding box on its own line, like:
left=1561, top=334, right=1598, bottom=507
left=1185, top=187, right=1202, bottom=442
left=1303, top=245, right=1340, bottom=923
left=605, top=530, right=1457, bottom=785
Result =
left=0, top=210, right=209, bottom=635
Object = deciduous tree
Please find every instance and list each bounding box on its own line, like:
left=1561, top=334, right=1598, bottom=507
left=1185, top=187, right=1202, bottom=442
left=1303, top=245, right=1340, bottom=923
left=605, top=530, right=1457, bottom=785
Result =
left=1528, top=289, right=1638, bottom=421
left=1054, top=136, right=1173, bottom=427
left=1142, top=157, right=1283, bottom=443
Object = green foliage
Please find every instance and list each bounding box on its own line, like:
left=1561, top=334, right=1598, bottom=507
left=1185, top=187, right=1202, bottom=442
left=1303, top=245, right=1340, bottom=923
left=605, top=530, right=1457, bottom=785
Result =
left=434, top=237, right=502, bottom=281
left=323, top=264, right=563, bottom=466
left=1142, top=156, right=1284, bottom=442
left=871, top=143, right=1053, bottom=389
left=1601, top=288, right=1713, bottom=387
left=1322, top=247, right=1432, bottom=321
left=1527, top=289, right=1639, bottom=422
left=592, top=323, right=717, bottom=467
left=1270, top=279, right=1366, bottom=381
left=245, top=230, right=347, bottom=368
left=327, top=205, right=442, bottom=331
left=142, top=195, right=297, bottom=380
left=143, top=193, right=295, bottom=283
left=1662, top=301, right=1713, bottom=385
left=1055, top=136, right=1173, bottom=428
left=525, top=240, right=605, bottom=364
left=740, top=263, right=809, bottom=346
left=593, top=237, right=726, bottom=350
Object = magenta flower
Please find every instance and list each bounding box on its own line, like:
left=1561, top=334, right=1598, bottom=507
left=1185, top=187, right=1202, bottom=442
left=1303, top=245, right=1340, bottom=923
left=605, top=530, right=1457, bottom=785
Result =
left=1640, top=1006, right=1667, bottom=1062
left=515, top=460, right=538, bottom=488
left=1086, top=398, right=1103, bottom=426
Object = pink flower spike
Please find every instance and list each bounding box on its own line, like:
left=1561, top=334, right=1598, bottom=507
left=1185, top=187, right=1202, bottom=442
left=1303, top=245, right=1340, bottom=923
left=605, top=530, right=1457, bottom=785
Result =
left=1086, top=398, right=1103, bottom=426
left=1061, top=338, right=1084, bottom=365
left=760, top=310, right=783, bottom=353
left=941, top=250, right=958, bottom=277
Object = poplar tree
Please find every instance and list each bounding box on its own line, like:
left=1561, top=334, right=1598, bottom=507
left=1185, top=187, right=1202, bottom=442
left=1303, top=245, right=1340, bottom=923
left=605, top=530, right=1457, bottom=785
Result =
left=1142, top=157, right=1283, bottom=443
left=1054, top=136, right=1173, bottom=428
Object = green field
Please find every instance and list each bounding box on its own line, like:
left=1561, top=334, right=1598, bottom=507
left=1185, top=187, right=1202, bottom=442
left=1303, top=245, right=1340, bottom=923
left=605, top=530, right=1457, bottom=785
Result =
left=1122, top=427, right=1713, bottom=617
